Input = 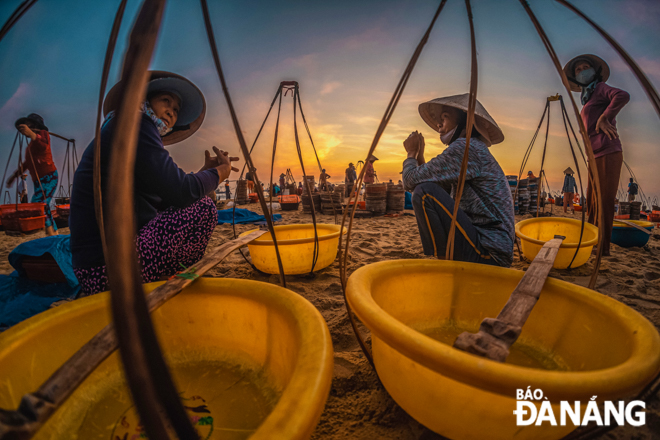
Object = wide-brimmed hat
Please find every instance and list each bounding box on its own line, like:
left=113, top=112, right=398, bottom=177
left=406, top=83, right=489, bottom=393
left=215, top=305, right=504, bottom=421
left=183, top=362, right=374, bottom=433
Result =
left=103, top=71, right=206, bottom=146
left=418, top=94, right=504, bottom=146
left=15, top=113, right=48, bottom=131
left=563, top=54, right=610, bottom=92
left=368, top=155, right=378, bottom=162
left=564, top=167, right=575, bottom=175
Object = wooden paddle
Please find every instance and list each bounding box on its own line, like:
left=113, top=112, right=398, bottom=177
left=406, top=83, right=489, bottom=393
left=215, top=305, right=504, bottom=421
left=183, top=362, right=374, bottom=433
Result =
left=0, top=229, right=265, bottom=439
left=614, top=219, right=652, bottom=235
left=454, top=235, right=565, bottom=362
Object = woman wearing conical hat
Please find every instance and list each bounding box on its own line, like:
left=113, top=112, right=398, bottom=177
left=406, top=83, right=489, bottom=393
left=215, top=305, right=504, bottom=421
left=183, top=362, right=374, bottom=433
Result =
left=562, top=167, right=578, bottom=214
left=69, top=71, right=239, bottom=296
left=402, top=94, right=514, bottom=267
left=564, top=54, right=629, bottom=255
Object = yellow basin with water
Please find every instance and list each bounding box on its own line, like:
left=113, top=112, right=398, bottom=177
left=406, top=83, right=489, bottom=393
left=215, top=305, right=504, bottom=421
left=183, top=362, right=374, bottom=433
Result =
left=346, top=259, right=660, bottom=440
left=0, top=278, right=334, bottom=439
left=516, top=217, right=599, bottom=268
left=241, top=224, right=346, bottom=275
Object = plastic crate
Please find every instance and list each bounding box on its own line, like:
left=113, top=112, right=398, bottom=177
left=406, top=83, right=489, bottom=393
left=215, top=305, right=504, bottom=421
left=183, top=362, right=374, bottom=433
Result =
left=19, top=215, right=46, bottom=233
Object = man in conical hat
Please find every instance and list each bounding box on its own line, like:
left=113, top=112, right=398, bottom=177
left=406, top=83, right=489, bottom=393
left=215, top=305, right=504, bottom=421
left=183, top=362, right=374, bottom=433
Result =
left=562, top=167, right=578, bottom=214
left=401, top=93, right=514, bottom=267
left=564, top=53, right=629, bottom=255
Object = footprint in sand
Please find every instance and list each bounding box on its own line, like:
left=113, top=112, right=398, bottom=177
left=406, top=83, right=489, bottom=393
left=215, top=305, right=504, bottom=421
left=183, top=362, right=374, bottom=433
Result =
left=644, top=271, right=660, bottom=281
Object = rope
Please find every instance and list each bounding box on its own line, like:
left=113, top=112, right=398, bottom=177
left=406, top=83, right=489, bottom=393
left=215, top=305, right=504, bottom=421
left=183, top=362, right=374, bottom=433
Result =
left=560, top=97, right=588, bottom=270
left=0, top=0, right=38, bottom=43
left=201, top=0, right=287, bottom=287
left=445, top=0, right=478, bottom=261
left=337, top=0, right=448, bottom=368
left=518, top=0, right=604, bottom=290
left=1, top=133, right=19, bottom=202
left=93, top=0, right=128, bottom=268
left=535, top=99, right=550, bottom=217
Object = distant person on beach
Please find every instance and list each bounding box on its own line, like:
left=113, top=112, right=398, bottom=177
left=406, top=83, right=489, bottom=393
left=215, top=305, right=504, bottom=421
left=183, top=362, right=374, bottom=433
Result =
left=246, top=169, right=256, bottom=193
left=319, top=169, right=331, bottom=191
left=6, top=113, right=58, bottom=235
left=345, top=162, right=357, bottom=197
left=562, top=167, right=578, bottom=214
left=298, top=182, right=303, bottom=195
left=564, top=54, right=629, bottom=256
left=225, top=180, right=231, bottom=199
left=401, top=94, right=514, bottom=267
left=70, top=71, right=239, bottom=296
left=364, top=156, right=378, bottom=184
left=18, top=173, right=28, bottom=203
left=527, top=171, right=536, bottom=179
left=627, top=178, right=638, bottom=202
left=279, top=173, right=286, bottom=189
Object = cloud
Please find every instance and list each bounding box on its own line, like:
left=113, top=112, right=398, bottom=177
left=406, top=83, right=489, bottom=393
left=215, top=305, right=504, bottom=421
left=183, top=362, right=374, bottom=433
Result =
left=0, top=83, right=31, bottom=131
left=320, top=81, right=342, bottom=95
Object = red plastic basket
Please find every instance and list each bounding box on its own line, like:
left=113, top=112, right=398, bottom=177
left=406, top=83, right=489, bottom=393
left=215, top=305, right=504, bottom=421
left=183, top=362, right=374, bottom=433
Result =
left=19, top=215, right=46, bottom=233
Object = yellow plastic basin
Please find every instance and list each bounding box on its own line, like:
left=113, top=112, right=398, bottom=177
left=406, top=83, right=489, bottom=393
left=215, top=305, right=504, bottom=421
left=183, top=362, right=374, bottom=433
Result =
left=516, top=217, right=599, bottom=268
left=346, top=259, right=660, bottom=440
left=0, top=278, right=334, bottom=440
left=241, top=224, right=346, bottom=275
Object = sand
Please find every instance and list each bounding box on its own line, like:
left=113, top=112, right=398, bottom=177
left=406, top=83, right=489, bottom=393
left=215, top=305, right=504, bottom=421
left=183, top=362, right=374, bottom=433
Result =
left=0, top=204, right=659, bottom=439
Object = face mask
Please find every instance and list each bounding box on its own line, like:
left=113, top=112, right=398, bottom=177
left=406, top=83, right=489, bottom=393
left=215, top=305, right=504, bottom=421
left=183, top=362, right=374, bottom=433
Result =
left=440, top=126, right=457, bottom=145
left=576, top=67, right=595, bottom=85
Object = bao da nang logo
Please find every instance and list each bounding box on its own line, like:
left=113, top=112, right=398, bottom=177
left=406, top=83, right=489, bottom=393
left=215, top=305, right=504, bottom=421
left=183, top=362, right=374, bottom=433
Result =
left=514, top=387, right=646, bottom=426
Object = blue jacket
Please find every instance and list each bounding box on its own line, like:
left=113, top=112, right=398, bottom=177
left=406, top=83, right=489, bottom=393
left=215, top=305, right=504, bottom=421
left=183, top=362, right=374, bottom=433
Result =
left=69, top=114, right=219, bottom=268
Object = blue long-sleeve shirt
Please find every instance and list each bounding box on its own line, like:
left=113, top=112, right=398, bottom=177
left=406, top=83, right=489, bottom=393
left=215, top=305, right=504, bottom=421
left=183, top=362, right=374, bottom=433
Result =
left=562, top=175, right=578, bottom=194
left=70, top=114, right=219, bottom=268
left=402, top=137, right=515, bottom=267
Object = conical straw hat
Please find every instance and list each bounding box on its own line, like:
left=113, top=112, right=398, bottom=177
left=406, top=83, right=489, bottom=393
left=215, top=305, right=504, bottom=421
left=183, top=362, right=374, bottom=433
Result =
left=563, top=54, right=610, bottom=93
left=564, top=167, right=575, bottom=174
left=418, top=93, right=504, bottom=146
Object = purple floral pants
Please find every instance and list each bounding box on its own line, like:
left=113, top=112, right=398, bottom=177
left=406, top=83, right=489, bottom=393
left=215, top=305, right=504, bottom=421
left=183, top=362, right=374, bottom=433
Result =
left=74, top=197, right=217, bottom=296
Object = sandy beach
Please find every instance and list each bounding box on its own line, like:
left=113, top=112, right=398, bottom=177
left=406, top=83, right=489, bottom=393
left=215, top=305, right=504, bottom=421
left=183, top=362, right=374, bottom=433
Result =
left=0, top=204, right=658, bottom=439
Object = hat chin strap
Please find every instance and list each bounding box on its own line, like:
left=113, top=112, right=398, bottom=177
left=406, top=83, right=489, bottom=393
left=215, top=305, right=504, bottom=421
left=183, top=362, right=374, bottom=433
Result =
left=165, top=123, right=190, bottom=134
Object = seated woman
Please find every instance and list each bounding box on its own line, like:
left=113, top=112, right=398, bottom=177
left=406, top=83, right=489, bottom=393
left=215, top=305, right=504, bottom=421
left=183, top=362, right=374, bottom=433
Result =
left=402, top=94, right=514, bottom=267
left=70, top=71, right=238, bottom=296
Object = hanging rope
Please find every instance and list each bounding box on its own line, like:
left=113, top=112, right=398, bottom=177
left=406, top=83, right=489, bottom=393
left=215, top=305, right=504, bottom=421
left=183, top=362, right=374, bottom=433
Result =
left=201, top=0, right=287, bottom=287
left=1, top=133, right=19, bottom=202
left=92, top=0, right=128, bottom=274
left=445, top=0, right=478, bottom=261
left=0, top=0, right=38, bottom=43
left=519, top=0, right=604, bottom=290
left=337, top=0, right=448, bottom=367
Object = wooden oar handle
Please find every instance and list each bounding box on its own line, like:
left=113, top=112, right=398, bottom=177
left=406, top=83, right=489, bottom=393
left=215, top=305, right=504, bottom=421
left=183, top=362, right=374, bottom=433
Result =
left=454, top=235, right=565, bottom=362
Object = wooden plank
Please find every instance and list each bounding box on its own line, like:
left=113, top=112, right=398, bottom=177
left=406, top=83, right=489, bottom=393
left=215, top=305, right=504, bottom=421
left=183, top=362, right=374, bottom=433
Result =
left=454, top=236, right=564, bottom=362
left=0, top=230, right=265, bottom=439
left=614, top=219, right=652, bottom=235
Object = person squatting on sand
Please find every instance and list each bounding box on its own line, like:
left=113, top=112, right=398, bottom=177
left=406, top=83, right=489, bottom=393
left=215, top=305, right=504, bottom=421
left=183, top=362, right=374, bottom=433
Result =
left=69, top=71, right=239, bottom=296
left=401, top=94, right=515, bottom=267
left=564, top=54, right=629, bottom=256
left=7, top=113, right=59, bottom=235
left=562, top=167, right=578, bottom=214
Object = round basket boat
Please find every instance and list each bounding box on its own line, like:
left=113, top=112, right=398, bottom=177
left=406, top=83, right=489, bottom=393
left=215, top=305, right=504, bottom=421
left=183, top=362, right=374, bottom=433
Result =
left=515, top=217, right=598, bottom=268
left=611, top=220, right=654, bottom=248
left=241, top=224, right=346, bottom=275
left=346, top=259, right=660, bottom=440
left=0, top=278, right=334, bottom=440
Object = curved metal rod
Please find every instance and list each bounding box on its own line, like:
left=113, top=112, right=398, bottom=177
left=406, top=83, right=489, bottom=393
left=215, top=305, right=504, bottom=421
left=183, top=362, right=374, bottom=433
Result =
left=201, top=0, right=287, bottom=287
left=518, top=0, right=604, bottom=290
left=104, top=0, right=198, bottom=438
left=445, top=0, right=478, bottom=260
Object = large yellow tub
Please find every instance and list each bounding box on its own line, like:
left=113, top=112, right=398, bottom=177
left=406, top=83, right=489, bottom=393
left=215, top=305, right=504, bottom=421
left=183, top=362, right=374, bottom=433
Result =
left=241, top=224, right=346, bottom=275
left=346, top=259, right=660, bottom=440
left=516, top=217, right=599, bottom=268
left=0, top=278, right=334, bottom=439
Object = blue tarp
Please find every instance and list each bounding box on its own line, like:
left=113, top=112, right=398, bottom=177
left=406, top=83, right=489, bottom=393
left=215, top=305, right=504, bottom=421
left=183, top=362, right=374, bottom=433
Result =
left=405, top=191, right=413, bottom=210
left=217, top=208, right=282, bottom=225
left=0, top=235, right=80, bottom=329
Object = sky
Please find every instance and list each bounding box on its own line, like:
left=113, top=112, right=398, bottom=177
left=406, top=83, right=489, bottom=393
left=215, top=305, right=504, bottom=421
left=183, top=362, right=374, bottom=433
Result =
left=1, top=0, right=659, bottom=203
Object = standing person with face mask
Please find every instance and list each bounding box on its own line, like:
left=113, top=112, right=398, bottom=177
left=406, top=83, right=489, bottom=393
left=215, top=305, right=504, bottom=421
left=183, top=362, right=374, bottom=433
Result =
left=564, top=54, right=629, bottom=256
left=70, top=71, right=239, bottom=296
left=401, top=94, right=514, bottom=267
